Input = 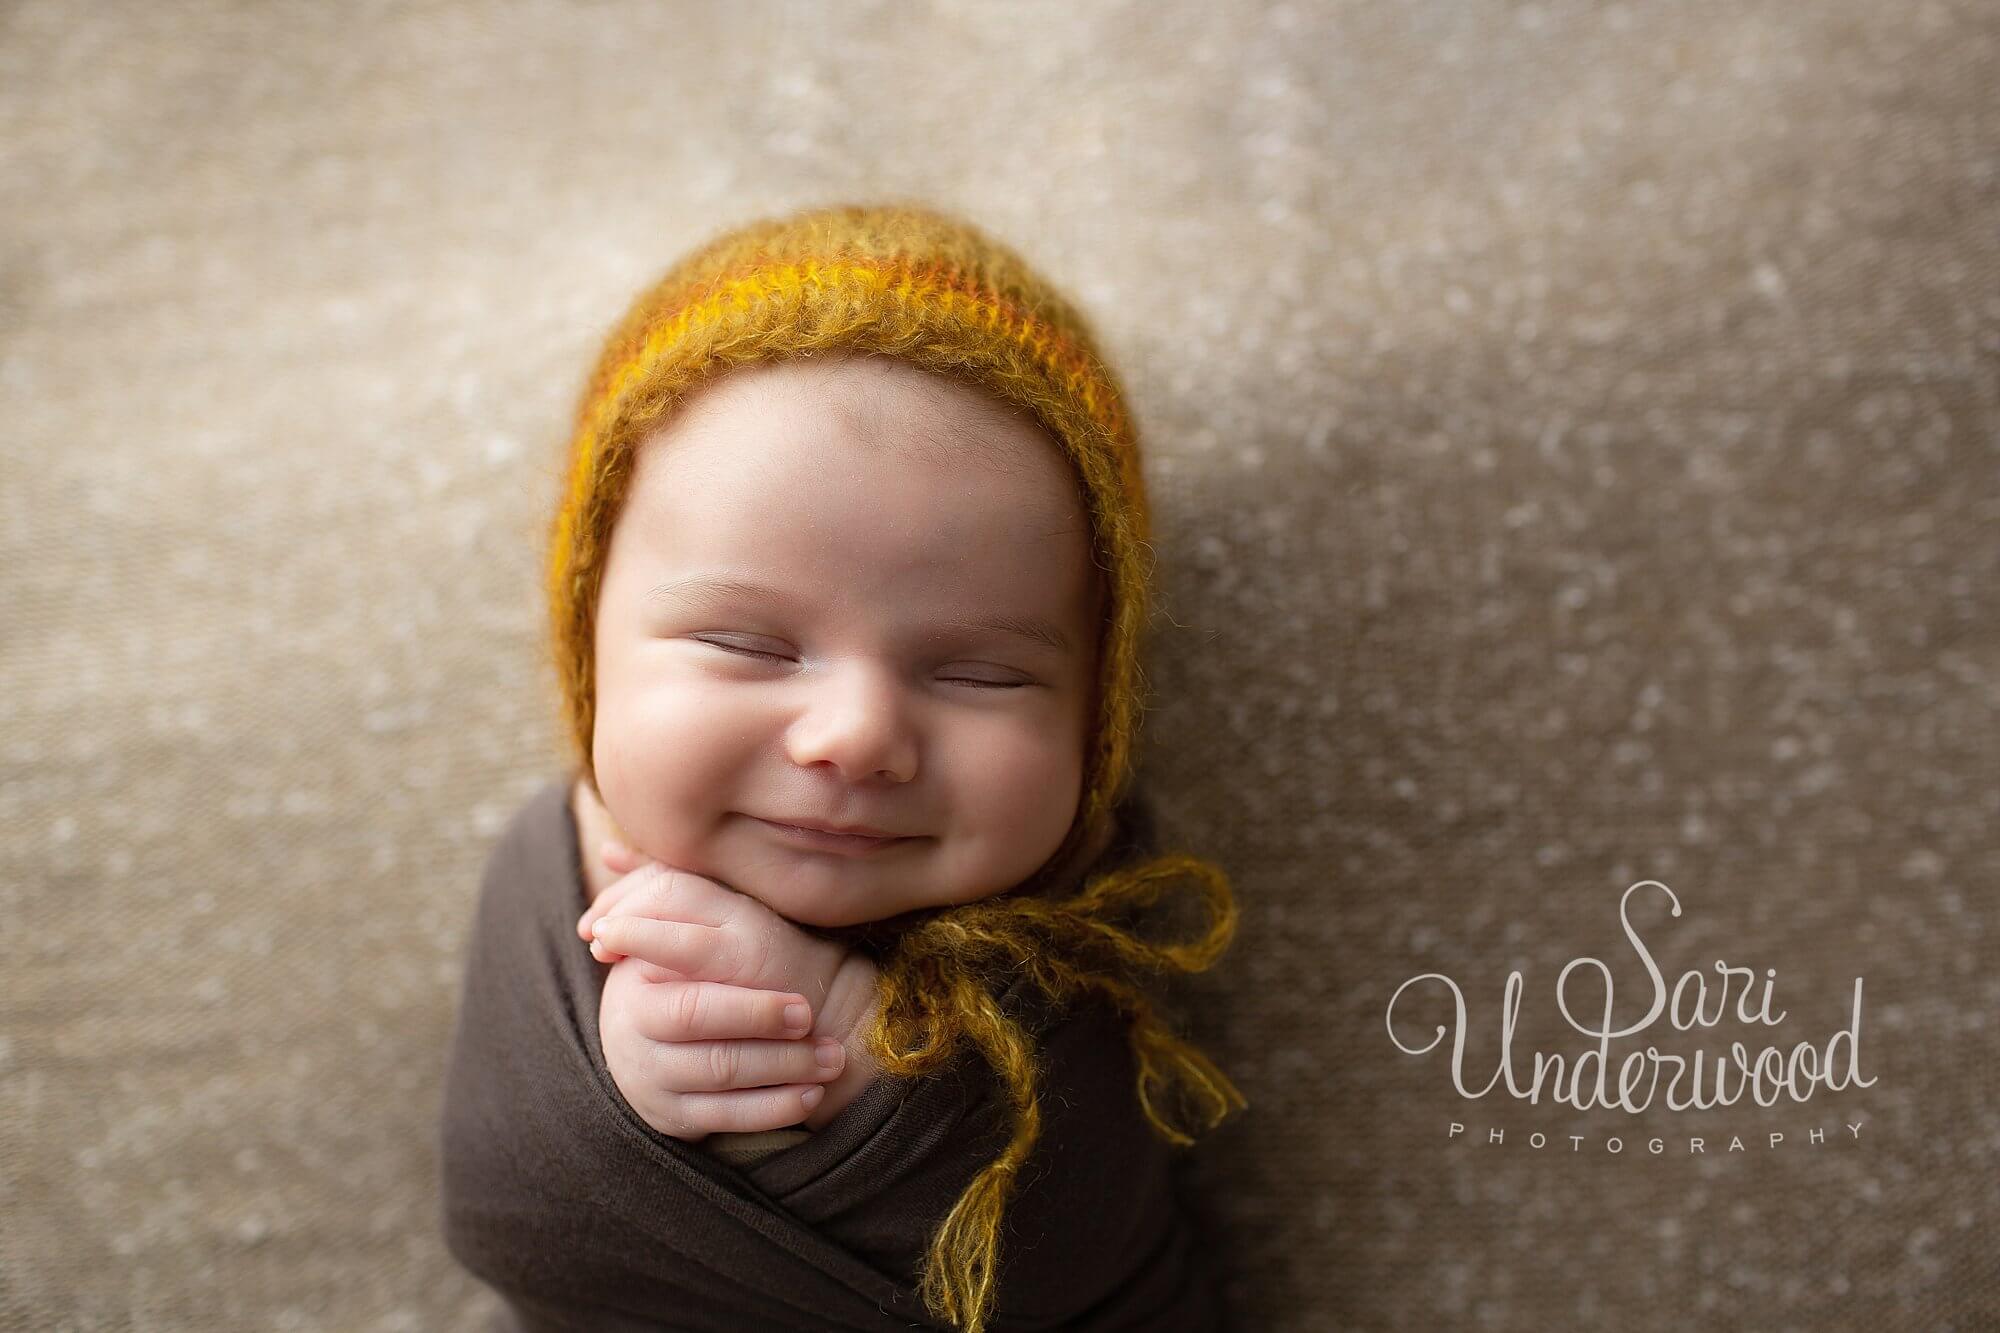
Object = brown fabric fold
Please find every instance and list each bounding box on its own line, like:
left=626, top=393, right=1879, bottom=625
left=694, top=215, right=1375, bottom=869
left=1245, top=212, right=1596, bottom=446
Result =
left=437, top=776, right=1227, bottom=1332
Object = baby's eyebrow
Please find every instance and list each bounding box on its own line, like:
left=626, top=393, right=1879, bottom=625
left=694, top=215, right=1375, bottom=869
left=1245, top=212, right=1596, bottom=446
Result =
left=646, top=573, right=1075, bottom=656
left=938, top=611, right=1075, bottom=657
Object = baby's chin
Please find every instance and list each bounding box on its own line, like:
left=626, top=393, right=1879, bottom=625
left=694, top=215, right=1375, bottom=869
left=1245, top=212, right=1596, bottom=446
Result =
left=628, top=824, right=1025, bottom=928
left=727, top=881, right=924, bottom=931
left=727, top=868, right=1016, bottom=932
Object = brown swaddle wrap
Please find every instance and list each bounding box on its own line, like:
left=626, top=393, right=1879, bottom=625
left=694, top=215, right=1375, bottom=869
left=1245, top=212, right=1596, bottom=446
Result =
left=437, top=775, right=1227, bottom=1331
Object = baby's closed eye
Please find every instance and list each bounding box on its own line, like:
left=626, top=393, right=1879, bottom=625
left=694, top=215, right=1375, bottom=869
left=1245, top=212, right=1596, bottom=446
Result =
left=691, top=636, right=1032, bottom=690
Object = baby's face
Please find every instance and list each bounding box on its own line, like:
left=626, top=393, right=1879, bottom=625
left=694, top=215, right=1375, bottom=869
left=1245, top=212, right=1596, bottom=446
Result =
left=589, top=353, right=1102, bottom=928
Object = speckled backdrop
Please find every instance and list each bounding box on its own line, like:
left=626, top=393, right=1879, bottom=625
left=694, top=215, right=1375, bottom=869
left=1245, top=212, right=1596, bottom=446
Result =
left=3, top=1, right=1995, bottom=1330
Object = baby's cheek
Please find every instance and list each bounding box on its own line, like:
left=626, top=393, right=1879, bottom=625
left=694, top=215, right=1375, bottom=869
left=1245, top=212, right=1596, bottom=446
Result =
left=1016, top=726, right=1087, bottom=829
left=948, top=730, right=1085, bottom=890
left=590, top=727, right=649, bottom=831
left=598, top=684, right=715, bottom=800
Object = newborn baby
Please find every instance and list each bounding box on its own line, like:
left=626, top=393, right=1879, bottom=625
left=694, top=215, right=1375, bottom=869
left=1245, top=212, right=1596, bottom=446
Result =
left=440, top=203, right=1243, bottom=1333
left=572, top=347, right=1104, bottom=1144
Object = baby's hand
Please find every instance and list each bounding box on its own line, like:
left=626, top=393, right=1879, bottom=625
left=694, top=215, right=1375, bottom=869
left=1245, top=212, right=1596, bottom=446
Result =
left=578, top=840, right=882, bottom=1142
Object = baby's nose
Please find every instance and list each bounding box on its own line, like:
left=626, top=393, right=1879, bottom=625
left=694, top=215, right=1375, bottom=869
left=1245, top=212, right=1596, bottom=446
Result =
left=781, top=667, right=919, bottom=783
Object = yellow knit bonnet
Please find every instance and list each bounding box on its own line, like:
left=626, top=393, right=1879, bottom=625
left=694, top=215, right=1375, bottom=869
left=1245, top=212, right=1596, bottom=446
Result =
left=545, top=201, right=1245, bottom=1332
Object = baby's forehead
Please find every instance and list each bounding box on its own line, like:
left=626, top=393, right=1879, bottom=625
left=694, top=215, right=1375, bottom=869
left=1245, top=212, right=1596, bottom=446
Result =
left=631, top=354, right=1103, bottom=587
left=612, top=393, right=1111, bottom=658
left=731, top=353, right=1060, bottom=472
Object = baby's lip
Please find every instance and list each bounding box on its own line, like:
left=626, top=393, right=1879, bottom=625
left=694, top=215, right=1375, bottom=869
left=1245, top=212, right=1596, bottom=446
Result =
left=749, top=817, right=923, bottom=859
left=761, top=816, right=907, bottom=840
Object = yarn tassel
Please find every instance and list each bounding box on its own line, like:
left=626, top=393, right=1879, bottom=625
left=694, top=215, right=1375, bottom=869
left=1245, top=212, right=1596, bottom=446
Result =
left=918, top=1136, right=1031, bottom=1333
left=863, top=849, right=1249, bottom=1332
left=1130, top=1016, right=1250, bottom=1146
left=915, top=974, right=1044, bottom=1333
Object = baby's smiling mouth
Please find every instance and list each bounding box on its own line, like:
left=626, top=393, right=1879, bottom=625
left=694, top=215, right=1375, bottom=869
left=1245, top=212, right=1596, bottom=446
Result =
left=749, top=815, right=920, bottom=853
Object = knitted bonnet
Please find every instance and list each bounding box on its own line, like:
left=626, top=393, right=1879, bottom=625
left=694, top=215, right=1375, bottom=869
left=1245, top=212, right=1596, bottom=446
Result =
left=544, top=201, right=1244, bottom=1332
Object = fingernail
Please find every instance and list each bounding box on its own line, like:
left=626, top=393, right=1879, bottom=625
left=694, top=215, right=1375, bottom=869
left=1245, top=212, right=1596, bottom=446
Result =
left=815, top=1039, right=844, bottom=1071
left=784, top=1003, right=811, bottom=1032
left=800, top=1086, right=825, bottom=1111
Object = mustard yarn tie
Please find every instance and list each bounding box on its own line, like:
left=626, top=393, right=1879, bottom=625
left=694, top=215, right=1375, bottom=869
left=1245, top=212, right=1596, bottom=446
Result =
left=861, top=852, right=1249, bottom=1333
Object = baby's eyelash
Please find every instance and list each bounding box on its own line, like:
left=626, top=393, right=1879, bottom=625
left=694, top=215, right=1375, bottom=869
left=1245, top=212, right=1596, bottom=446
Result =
left=702, top=639, right=789, bottom=664
left=696, top=638, right=1028, bottom=689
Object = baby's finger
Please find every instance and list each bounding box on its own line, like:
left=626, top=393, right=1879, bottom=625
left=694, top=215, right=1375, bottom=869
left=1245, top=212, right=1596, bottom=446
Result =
left=589, top=914, right=737, bottom=981
left=625, top=869, right=747, bottom=928
left=650, top=1036, right=846, bottom=1093
left=671, top=1084, right=827, bottom=1136
left=589, top=936, right=688, bottom=978
left=579, top=856, right=693, bottom=942
left=581, top=864, right=735, bottom=942
left=629, top=981, right=812, bottom=1044
left=578, top=870, right=646, bottom=941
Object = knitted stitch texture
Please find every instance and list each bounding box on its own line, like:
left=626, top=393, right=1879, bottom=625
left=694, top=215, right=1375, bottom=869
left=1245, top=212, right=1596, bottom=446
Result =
left=544, top=201, right=1245, bottom=1332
